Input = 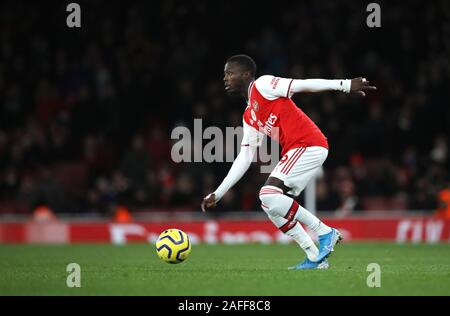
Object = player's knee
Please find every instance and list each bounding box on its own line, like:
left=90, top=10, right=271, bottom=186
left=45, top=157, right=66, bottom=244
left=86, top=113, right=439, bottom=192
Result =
left=259, top=185, right=283, bottom=204
left=259, top=185, right=284, bottom=215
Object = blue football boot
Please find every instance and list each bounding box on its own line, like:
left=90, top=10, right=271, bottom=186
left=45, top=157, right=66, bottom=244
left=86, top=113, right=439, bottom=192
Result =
left=288, top=258, right=329, bottom=270
left=315, top=228, right=343, bottom=262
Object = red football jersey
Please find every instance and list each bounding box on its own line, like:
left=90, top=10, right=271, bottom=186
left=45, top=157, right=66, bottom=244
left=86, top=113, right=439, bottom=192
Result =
left=242, top=75, right=328, bottom=155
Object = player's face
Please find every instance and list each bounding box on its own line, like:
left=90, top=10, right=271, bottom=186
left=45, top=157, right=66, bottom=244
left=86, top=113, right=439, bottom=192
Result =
left=223, top=62, right=246, bottom=95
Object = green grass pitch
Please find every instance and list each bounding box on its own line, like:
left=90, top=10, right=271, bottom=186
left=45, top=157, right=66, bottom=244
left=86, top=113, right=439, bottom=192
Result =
left=0, top=243, right=449, bottom=295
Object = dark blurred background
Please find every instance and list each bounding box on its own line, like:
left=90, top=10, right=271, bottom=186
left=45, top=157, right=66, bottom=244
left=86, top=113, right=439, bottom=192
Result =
left=0, top=0, right=449, bottom=216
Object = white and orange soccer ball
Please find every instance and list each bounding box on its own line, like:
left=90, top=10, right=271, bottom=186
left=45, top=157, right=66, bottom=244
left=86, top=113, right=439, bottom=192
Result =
left=155, top=228, right=191, bottom=264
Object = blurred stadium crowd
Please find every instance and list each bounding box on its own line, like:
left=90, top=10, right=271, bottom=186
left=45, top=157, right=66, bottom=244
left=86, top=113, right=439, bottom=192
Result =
left=0, top=0, right=449, bottom=215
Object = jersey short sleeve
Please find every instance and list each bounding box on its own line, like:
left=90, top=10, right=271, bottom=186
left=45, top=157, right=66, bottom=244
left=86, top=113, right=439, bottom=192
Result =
left=241, top=120, right=264, bottom=147
left=254, top=75, right=294, bottom=100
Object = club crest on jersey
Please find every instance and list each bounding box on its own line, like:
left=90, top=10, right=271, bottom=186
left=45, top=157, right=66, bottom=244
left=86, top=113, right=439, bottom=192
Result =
left=253, top=100, right=259, bottom=111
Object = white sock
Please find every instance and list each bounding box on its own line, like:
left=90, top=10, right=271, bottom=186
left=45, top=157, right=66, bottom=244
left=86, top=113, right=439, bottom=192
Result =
left=295, top=204, right=332, bottom=236
left=268, top=214, right=319, bottom=261
left=288, top=223, right=319, bottom=261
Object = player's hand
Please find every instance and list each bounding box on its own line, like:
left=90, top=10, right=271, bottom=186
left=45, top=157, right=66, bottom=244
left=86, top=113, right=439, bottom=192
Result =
left=201, top=193, right=216, bottom=212
left=350, top=77, right=376, bottom=96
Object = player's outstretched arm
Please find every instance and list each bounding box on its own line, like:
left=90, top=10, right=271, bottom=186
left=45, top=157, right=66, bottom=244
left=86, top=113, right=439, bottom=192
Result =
left=254, top=75, right=376, bottom=99
left=289, top=77, right=376, bottom=96
left=201, top=145, right=256, bottom=212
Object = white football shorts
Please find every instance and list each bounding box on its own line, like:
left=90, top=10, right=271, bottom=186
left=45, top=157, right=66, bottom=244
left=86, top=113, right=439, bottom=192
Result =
left=270, top=146, right=328, bottom=197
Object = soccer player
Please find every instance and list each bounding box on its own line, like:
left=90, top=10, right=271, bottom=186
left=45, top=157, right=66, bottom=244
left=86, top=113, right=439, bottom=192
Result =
left=201, top=55, right=376, bottom=269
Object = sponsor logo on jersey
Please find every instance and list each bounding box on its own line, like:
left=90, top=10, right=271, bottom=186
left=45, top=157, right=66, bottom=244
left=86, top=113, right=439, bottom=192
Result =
left=263, top=113, right=278, bottom=136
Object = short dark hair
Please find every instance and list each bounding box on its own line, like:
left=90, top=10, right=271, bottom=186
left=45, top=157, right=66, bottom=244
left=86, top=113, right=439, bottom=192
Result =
left=226, top=54, right=257, bottom=77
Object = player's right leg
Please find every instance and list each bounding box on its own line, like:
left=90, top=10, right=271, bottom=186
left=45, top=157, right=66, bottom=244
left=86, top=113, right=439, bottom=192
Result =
left=259, top=181, right=328, bottom=270
left=259, top=185, right=329, bottom=270
left=269, top=146, right=343, bottom=262
left=259, top=185, right=318, bottom=260
left=259, top=147, right=332, bottom=269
